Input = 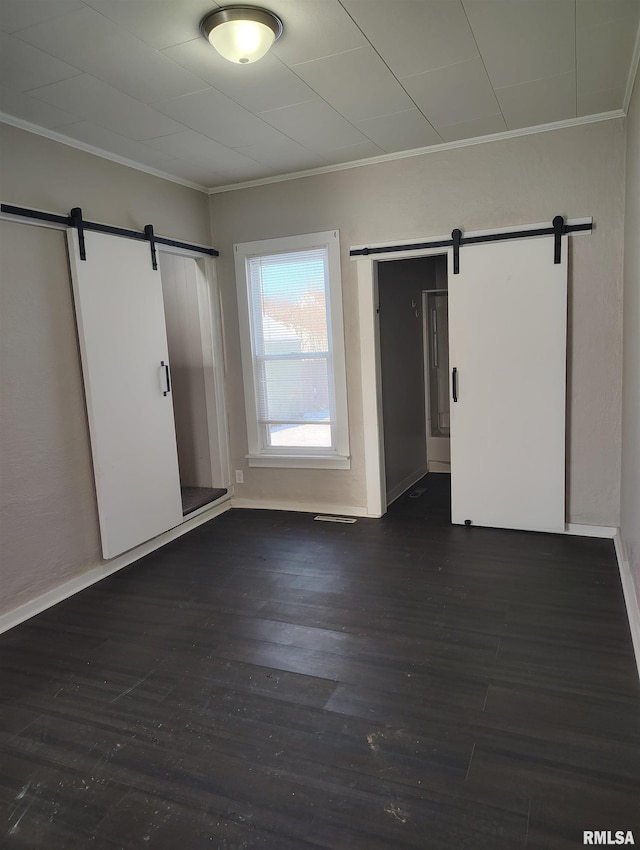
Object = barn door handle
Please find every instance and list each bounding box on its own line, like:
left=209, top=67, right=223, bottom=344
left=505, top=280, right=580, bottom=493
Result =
left=452, top=367, right=458, bottom=402
left=161, top=361, right=171, bottom=396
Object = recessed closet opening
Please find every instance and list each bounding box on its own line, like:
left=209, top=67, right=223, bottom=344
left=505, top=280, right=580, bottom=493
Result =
left=377, top=254, right=450, bottom=513
left=159, top=251, right=229, bottom=517
left=357, top=220, right=574, bottom=530
left=65, top=225, right=230, bottom=559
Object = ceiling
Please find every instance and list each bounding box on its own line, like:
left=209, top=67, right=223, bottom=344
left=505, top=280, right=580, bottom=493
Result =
left=1, top=0, right=639, bottom=192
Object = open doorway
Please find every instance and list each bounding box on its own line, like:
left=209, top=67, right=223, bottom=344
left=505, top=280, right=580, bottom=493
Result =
left=159, top=251, right=230, bottom=516
left=377, top=254, right=449, bottom=508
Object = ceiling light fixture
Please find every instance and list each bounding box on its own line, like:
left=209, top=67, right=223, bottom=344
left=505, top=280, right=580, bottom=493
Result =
left=200, top=5, right=283, bottom=64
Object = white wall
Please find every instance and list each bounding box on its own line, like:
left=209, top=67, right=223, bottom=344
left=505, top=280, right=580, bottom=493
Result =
left=210, top=119, right=626, bottom=524
left=622, top=73, right=640, bottom=601
left=0, top=124, right=211, bottom=617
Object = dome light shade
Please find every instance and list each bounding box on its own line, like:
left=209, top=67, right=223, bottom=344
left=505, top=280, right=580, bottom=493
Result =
left=200, top=6, right=283, bottom=64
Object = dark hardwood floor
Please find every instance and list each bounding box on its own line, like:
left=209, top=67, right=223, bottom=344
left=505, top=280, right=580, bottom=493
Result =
left=2, top=474, right=640, bottom=849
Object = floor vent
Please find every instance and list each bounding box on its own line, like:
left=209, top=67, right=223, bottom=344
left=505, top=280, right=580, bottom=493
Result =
left=408, top=487, right=427, bottom=499
left=314, top=515, right=358, bottom=523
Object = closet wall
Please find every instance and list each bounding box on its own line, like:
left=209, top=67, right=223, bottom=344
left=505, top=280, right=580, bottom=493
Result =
left=378, top=257, right=435, bottom=503
left=0, top=123, right=211, bottom=617
left=160, top=252, right=215, bottom=490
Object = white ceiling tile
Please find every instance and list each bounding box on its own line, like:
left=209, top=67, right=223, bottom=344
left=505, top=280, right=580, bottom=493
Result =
left=291, top=46, right=414, bottom=122
left=152, top=87, right=241, bottom=131
left=576, top=0, right=640, bottom=31
left=496, top=72, right=576, bottom=130
left=319, top=140, right=385, bottom=166
left=257, top=99, right=369, bottom=152
left=462, top=0, right=575, bottom=89
left=206, top=166, right=276, bottom=189
left=163, top=39, right=316, bottom=112
left=436, top=113, right=507, bottom=144
left=267, top=0, right=368, bottom=65
left=0, top=0, right=83, bottom=34
left=0, top=84, right=77, bottom=128
left=356, top=109, right=441, bottom=153
left=0, top=32, right=80, bottom=92
left=341, top=0, right=479, bottom=78
left=152, top=158, right=223, bottom=186
left=152, top=88, right=285, bottom=148
left=402, top=58, right=501, bottom=128
left=83, top=0, right=213, bottom=50
left=207, top=161, right=277, bottom=183
left=236, top=131, right=324, bottom=172
left=15, top=6, right=208, bottom=104
left=207, top=111, right=288, bottom=149
left=28, top=74, right=187, bottom=140
left=578, top=86, right=625, bottom=116
left=60, top=121, right=176, bottom=165
left=144, top=129, right=264, bottom=171
left=577, top=14, right=639, bottom=96
left=234, top=137, right=323, bottom=172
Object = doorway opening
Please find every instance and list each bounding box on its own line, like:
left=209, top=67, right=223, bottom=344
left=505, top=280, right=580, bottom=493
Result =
left=377, top=254, right=450, bottom=511
left=159, top=251, right=230, bottom=516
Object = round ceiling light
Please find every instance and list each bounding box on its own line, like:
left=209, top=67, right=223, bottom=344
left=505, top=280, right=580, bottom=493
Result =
left=200, top=6, right=283, bottom=64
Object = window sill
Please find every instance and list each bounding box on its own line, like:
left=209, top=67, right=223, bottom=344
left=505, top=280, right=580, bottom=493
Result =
left=246, top=453, right=351, bottom=470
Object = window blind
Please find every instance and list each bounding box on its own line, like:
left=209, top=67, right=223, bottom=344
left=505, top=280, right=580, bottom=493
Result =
left=246, top=247, right=334, bottom=441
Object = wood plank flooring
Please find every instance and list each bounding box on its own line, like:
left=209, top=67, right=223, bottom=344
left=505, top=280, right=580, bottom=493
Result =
left=1, top=475, right=640, bottom=849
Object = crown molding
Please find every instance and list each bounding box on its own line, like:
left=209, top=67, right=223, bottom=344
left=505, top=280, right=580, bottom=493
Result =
left=207, top=110, right=625, bottom=195
left=0, top=112, right=209, bottom=194
left=623, top=23, right=640, bottom=114
left=0, top=108, right=625, bottom=199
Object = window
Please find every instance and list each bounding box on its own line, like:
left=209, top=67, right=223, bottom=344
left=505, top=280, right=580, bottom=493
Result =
left=235, top=230, right=350, bottom=468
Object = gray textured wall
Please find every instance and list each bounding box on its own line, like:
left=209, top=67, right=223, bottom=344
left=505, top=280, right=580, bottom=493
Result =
left=622, top=70, right=640, bottom=602
left=0, top=124, right=211, bottom=617
left=210, top=119, right=625, bottom=524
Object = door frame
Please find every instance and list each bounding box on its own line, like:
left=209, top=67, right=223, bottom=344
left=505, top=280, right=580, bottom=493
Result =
left=355, top=242, right=453, bottom=517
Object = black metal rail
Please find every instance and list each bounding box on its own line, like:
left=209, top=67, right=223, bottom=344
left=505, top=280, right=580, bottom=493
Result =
left=1, top=203, right=219, bottom=266
left=350, top=216, right=592, bottom=272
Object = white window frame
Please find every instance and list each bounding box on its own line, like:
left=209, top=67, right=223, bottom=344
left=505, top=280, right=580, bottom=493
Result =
left=235, top=230, right=350, bottom=469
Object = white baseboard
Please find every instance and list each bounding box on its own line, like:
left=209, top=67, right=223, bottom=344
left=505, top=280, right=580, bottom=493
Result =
left=564, top=522, right=616, bottom=538
left=563, top=525, right=640, bottom=683
left=231, top=497, right=370, bottom=518
left=0, top=499, right=231, bottom=635
left=386, top=465, right=428, bottom=506
left=614, top=530, right=640, bottom=683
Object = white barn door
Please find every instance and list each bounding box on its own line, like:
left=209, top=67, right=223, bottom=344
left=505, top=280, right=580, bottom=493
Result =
left=448, top=235, right=567, bottom=533
left=67, top=229, right=183, bottom=558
